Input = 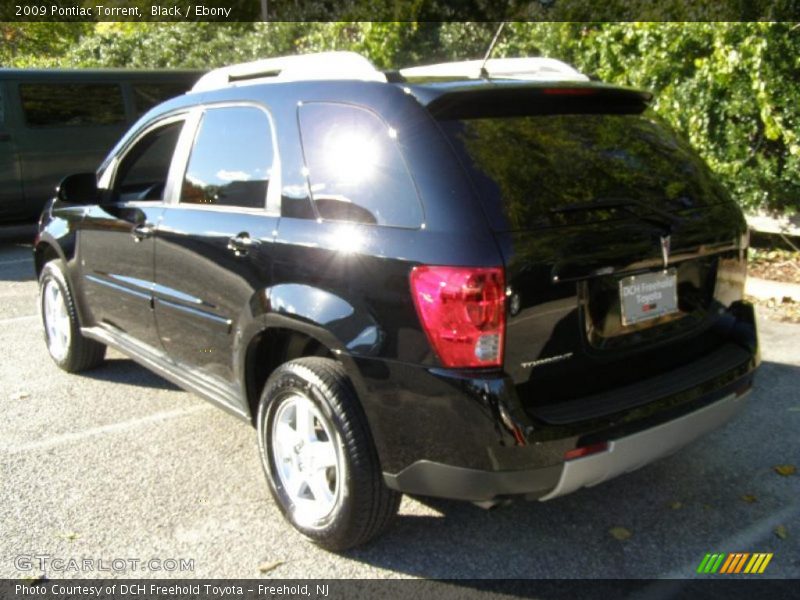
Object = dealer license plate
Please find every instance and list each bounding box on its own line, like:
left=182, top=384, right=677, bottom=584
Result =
left=619, top=269, right=678, bottom=326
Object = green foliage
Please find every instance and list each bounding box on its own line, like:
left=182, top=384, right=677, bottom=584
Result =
left=2, top=21, right=797, bottom=214
left=0, top=23, right=90, bottom=67
left=495, top=23, right=800, bottom=215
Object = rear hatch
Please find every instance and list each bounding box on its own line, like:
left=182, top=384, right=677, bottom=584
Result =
left=434, top=83, right=750, bottom=425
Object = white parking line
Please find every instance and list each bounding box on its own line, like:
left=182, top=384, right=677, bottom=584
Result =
left=0, top=314, right=39, bottom=324
left=2, top=404, right=213, bottom=454
left=0, top=258, right=33, bottom=265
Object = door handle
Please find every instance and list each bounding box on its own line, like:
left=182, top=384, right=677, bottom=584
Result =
left=227, top=233, right=257, bottom=256
left=132, top=224, right=154, bottom=242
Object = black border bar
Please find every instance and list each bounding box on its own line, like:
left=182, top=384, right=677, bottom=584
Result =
left=1, top=0, right=799, bottom=22
left=4, top=579, right=800, bottom=600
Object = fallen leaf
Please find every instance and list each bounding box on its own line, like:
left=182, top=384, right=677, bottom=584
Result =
left=773, top=464, right=797, bottom=477
left=774, top=525, right=788, bottom=540
left=669, top=501, right=683, bottom=510
left=258, top=560, right=284, bottom=574
left=741, top=494, right=758, bottom=504
left=609, top=527, right=632, bottom=541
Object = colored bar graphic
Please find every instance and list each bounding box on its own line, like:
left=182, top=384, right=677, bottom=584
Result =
left=711, top=554, right=725, bottom=573
left=698, top=552, right=773, bottom=575
left=696, top=554, right=713, bottom=574
left=720, top=553, right=737, bottom=573
left=735, top=553, right=750, bottom=573
left=758, top=554, right=773, bottom=573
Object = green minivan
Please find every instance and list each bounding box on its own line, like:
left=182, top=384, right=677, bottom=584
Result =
left=0, top=68, right=202, bottom=223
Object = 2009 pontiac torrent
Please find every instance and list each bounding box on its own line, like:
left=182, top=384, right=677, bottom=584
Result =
left=34, top=52, right=759, bottom=550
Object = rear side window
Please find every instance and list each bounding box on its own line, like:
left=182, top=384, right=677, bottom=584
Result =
left=440, top=114, right=730, bottom=231
left=180, top=106, right=274, bottom=209
left=20, top=83, right=125, bottom=127
left=133, top=83, right=190, bottom=117
left=298, top=102, right=422, bottom=228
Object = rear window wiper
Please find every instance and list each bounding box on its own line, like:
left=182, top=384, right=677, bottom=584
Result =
left=551, top=197, right=683, bottom=231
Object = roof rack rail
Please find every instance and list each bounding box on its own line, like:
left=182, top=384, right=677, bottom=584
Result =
left=192, top=51, right=386, bottom=92
left=399, top=57, right=589, bottom=82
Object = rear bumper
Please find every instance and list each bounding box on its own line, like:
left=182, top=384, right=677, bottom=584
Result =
left=383, top=389, right=749, bottom=501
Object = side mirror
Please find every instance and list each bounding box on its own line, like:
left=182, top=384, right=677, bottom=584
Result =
left=57, top=173, right=99, bottom=205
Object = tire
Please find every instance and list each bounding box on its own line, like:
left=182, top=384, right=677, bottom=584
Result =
left=256, top=357, right=400, bottom=551
left=39, top=260, right=106, bottom=373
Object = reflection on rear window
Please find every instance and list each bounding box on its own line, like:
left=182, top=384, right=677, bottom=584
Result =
left=440, top=114, right=728, bottom=231
left=299, top=102, right=422, bottom=228
left=20, top=83, right=125, bottom=127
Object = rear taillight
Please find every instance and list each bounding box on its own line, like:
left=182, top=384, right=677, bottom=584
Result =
left=410, top=266, right=505, bottom=368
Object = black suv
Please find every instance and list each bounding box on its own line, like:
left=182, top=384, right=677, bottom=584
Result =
left=34, top=52, right=759, bottom=550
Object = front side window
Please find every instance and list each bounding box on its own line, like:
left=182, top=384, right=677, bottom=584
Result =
left=180, top=106, right=274, bottom=209
left=20, top=83, right=125, bottom=127
left=298, top=102, right=422, bottom=228
left=114, top=121, right=183, bottom=202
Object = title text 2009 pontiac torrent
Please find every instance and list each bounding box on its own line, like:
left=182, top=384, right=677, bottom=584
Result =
left=34, top=53, right=759, bottom=550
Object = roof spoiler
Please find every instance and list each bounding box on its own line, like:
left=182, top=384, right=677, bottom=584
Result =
left=425, top=85, right=654, bottom=119
left=399, top=57, right=590, bottom=82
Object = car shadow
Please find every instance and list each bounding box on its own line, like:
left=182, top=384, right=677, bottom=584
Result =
left=82, top=358, right=182, bottom=391
left=336, top=359, right=800, bottom=581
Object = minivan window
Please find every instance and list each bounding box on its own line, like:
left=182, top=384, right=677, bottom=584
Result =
left=439, top=114, right=729, bottom=232
left=180, top=106, right=274, bottom=210
left=20, top=83, right=126, bottom=127
left=298, top=102, right=422, bottom=228
left=132, top=83, right=190, bottom=117
left=114, top=121, right=183, bottom=202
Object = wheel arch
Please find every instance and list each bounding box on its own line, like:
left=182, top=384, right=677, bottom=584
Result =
left=241, top=317, right=359, bottom=425
left=33, top=238, right=65, bottom=278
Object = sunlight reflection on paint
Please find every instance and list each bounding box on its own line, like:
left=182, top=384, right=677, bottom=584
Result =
left=330, top=224, right=365, bottom=254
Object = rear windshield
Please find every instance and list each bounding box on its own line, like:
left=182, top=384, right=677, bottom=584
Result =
left=439, top=114, right=729, bottom=231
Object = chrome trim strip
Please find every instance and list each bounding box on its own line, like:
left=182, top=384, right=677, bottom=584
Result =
left=84, top=274, right=151, bottom=301
left=154, top=297, right=232, bottom=330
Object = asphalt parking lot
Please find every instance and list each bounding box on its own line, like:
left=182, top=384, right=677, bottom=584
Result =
left=1, top=224, right=798, bottom=581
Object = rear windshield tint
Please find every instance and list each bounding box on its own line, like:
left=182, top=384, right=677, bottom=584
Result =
left=439, top=114, right=729, bottom=231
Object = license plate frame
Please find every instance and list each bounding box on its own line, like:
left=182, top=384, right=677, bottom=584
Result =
left=618, top=269, right=679, bottom=326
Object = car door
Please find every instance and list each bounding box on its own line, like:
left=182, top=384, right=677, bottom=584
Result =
left=79, top=115, right=187, bottom=350
left=154, top=104, right=280, bottom=393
